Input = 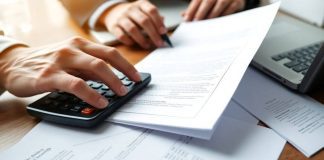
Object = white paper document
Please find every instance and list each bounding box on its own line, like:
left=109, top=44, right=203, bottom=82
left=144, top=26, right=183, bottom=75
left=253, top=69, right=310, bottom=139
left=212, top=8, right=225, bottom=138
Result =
left=233, top=67, right=324, bottom=157
left=0, top=104, right=285, bottom=160
left=107, top=2, right=280, bottom=139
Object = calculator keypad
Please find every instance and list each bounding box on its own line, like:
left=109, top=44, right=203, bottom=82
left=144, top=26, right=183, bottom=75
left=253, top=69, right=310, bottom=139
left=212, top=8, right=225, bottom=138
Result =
left=33, top=73, right=137, bottom=117
left=27, top=72, right=151, bottom=127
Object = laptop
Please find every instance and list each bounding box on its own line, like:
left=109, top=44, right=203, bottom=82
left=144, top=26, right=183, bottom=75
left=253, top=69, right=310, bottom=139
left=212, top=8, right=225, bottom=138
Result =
left=279, top=0, right=324, bottom=27
left=90, top=0, right=188, bottom=45
left=252, top=14, right=324, bottom=93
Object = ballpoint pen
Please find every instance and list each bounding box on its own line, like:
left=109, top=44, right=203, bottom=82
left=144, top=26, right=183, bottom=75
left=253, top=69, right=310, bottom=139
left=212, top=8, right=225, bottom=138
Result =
left=161, top=34, right=173, bottom=47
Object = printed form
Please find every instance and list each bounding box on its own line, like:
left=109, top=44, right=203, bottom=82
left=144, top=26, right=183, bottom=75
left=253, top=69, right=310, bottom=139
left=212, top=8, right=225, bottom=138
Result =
left=233, top=67, right=324, bottom=157
left=107, top=2, right=280, bottom=139
left=0, top=101, right=286, bottom=160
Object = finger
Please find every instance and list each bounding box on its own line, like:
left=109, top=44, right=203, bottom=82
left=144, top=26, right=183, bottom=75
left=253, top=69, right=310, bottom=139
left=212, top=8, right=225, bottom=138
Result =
left=72, top=55, right=128, bottom=96
left=160, top=16, right=164, bottom=23
left=181, top=10, right=186, bottom=17
left=140, top=0, right=167, bottom=34
left=111, top=26, right=134, bottom=46
left=53, top=73, right=108, bottom=109
left=194, top=0, right=217, bottom=21
left=129, top=8, right=164, bottom=47
left=63, top=50, right=129, bottom=97
left=207, top=0, right=232, bottom=19
left=76, top=42, right=142, bottom=82
left=119, top=18, right=150, bottom=49
left=184, top=0, right=202, bottom=21
left=221, top=0, right=243, bottom=16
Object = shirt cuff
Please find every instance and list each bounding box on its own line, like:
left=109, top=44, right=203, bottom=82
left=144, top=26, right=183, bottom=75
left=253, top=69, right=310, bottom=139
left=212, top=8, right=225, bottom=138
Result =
left=0, top=36, right=28, bottom=53
left=88, top=0, right=127, bottom=30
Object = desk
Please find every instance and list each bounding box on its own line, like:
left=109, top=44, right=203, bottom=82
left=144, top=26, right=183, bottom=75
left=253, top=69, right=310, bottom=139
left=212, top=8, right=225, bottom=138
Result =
left=0, top=0, right=323, bottom=159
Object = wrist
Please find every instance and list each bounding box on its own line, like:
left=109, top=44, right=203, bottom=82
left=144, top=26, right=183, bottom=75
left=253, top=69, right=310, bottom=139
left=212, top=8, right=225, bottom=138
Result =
left=88, top=0, right=127, bottom=30
left=0, top=46, right=29, bottom=90
left=99, top=2, right=129, bottom=28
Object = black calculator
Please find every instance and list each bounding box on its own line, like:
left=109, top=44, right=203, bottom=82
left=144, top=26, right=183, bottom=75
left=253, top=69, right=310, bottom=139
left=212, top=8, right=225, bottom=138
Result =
left=27, top=72, right=151, bottom=127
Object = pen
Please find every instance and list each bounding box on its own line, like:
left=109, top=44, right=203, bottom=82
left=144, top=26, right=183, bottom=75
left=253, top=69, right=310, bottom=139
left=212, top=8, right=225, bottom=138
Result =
left=161, top=34, right=173, bottom=47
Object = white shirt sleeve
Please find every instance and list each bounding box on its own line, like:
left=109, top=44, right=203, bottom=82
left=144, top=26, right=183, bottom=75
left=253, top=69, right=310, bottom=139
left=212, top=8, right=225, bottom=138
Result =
left=0, top=36, right=27, bottom=53
left=88, top=0, right=127, bottom=30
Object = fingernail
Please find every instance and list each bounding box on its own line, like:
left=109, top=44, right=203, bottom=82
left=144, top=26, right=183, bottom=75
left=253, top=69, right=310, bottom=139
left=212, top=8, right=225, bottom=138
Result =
left=134, top=71, right=142, bottom=82
left=159, top=27, right=167, bottom=34
left=120, top=85, right=128, bottom=95
left=98, top=97, right=108, bottom=108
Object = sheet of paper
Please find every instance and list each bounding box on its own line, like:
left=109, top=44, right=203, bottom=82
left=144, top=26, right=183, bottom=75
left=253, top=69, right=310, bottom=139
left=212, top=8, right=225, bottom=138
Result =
left=107, top=2, right=280, bottom=139
left=222, top=100, right=259, bottom=125
left=114, top=100, right=260, bottom=139
left=232, top=67, right=324, bottom=157
left=0, top=116, right=285, bottom=160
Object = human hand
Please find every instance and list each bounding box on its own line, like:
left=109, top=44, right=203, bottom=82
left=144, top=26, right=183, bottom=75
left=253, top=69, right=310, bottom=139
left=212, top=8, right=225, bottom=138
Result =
left=0, top=37, right=141, bottom=109
left=100, top=0, right=167, bottom=49
left=183, top=0, right=245, bottom=21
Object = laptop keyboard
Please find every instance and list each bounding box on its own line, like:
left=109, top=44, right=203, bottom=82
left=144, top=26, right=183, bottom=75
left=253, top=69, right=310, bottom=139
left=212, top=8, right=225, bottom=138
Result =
left=271, top=42, right=322, bottom=75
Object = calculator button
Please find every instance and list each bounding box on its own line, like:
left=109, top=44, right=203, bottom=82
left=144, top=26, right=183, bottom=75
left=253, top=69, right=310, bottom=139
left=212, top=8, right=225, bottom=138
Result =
left=58, top=96, right=69, bottom=101
left=122, top=80, right=133, bottom=86
left=104, top=90, right=116, bottom=98
left=101, top=85, right=109, bottom=91
left=91, top=83, right=103, bottom=89
left=81, top=107, right=95, bottom=115
left=70, top=105, right=82, bottom=112
left=60, top=104, right=71, bottom=110
left=72, top=97, right=80, bottom=103
left=117, top=74, right=126, bottom=80
left=48, top=93, right=60, bottom=99
left=79, top=101, right=88, bottom=105
left=97, top=90, right=106, bottom=95
left=52, top=101, right=61, bottom=107
left=43, top=100, right=52, bottom=105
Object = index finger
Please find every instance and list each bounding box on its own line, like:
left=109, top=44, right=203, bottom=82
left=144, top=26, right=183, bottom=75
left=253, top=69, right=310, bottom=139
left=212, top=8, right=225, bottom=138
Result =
left=184, top=0, right=202, bottom=21
left=194, top=0, right=216, bottom=20
left=74, top=40, right=141, bottom=82
left=53, top=73, right=109, bottom=109
left=140, top=0, right=167, bottom=34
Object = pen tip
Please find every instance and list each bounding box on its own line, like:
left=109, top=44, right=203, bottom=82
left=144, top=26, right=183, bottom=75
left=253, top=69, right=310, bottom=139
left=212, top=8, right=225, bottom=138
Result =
left=161, top=34, right=173, bottom=48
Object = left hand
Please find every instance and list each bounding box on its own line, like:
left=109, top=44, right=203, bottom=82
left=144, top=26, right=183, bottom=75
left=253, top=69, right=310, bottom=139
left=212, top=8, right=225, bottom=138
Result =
left=100, top=0, right=167, bottom=49
left=183, top=0, right=245, bottom=21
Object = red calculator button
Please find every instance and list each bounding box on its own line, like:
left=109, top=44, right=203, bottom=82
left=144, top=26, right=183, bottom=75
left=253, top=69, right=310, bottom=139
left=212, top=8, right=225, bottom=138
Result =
left=81, top=107, right=95, bottom=115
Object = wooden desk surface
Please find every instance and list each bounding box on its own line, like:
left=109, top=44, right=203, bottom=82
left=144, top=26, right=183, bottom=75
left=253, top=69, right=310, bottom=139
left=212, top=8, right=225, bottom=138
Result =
left=0, top=0, right=323, bottom=159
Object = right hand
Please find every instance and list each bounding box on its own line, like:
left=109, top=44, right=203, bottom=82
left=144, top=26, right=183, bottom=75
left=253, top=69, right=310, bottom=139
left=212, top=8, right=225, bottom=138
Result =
left=182, top=0, right=246, bottom=21
left=100, top=0, right=167, bottom=49
left=0, top=37, right=141, bottom=109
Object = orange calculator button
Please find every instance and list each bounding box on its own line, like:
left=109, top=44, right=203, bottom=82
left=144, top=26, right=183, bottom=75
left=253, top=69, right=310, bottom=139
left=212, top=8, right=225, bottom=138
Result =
left=81, top=107, right=95, bottom=115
